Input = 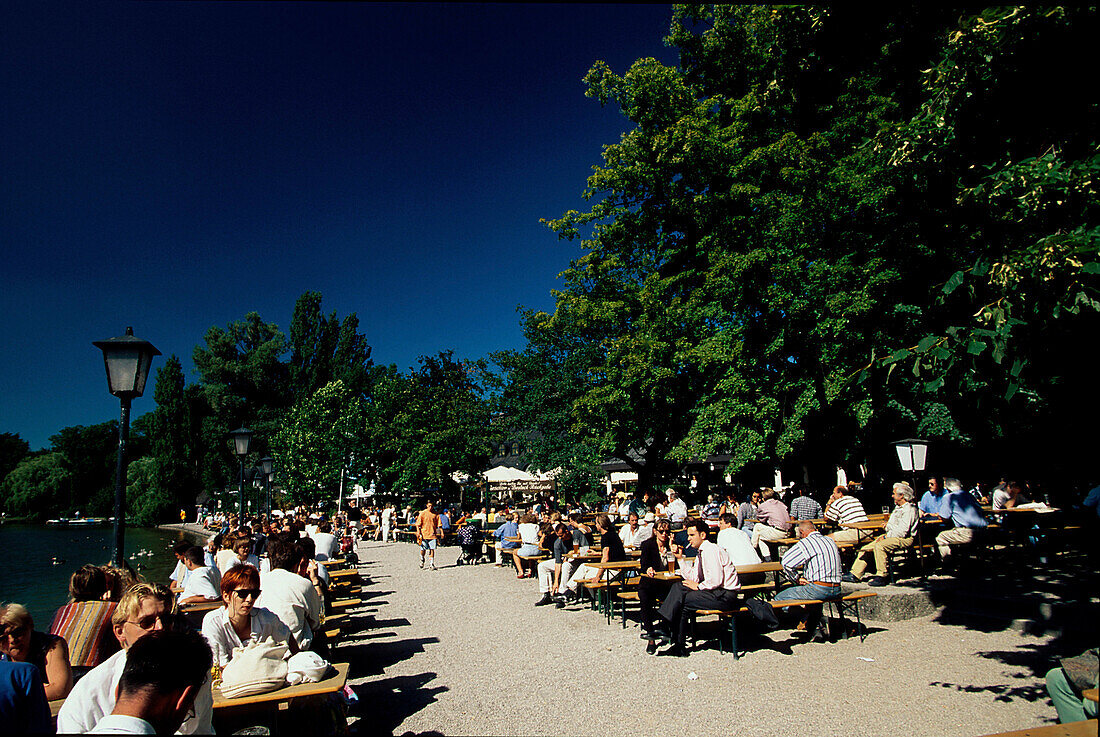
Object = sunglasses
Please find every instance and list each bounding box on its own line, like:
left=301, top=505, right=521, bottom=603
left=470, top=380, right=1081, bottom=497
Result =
left=127, top=613, right=172, bottom=631
left=0, top=625, right=29, bottom=640
left=233, top=589, right=261, bottom=600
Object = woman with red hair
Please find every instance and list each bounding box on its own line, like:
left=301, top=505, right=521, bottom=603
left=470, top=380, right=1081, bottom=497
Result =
left=199, top=564, right=298, bottom=667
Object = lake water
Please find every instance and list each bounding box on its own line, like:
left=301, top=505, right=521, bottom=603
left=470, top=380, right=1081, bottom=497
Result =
left=0, top=523, right=201, bottom=628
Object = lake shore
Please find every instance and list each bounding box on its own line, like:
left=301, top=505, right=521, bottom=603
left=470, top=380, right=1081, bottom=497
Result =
left=156, top=522, right=211, bottom=544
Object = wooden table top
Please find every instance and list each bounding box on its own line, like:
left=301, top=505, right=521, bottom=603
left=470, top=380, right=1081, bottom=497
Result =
left=213, top=662, right=350, bottom=709
left=841, top=520, right=887, bottom=530
left=586, top=560, right=641, bottom=571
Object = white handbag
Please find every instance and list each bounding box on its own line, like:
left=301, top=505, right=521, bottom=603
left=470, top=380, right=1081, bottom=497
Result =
left=219, top=637, right=289, bottom=699
left=285, top=651, right=331, bottom=685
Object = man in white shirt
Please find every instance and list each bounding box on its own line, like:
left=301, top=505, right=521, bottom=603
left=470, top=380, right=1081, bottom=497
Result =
left=653, top=519, right=740, bottom=657
left=58, top=583, right=214, bottom=734
left=824, top=485, right=872, bottom=545
left=88, top=630, right=212, bottom=735
left=255, top=533, right=322, bottom=650
left=312, top=521, right=338, bottom=561
left=179, top=546, right=221, bottom=604
left=168, top=541, right=191, bottom=594
left=618, top=512, right=653, bottom=548
left=716, top=513, right=762, bottom=566
left=664, top=489, right=689, bottom=523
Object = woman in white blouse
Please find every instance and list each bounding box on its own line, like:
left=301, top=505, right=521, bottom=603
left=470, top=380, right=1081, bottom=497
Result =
left=201, top=564, right=298, bottom=667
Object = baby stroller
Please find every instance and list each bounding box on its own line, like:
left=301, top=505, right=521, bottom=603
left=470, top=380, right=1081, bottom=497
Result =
left=456, top=522, right=486, bottom=565
left=340, top=533, right=359, bottom=566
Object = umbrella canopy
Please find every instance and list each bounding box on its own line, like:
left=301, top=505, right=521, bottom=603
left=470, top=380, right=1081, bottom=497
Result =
left=483, top=465, right=536, bottom=482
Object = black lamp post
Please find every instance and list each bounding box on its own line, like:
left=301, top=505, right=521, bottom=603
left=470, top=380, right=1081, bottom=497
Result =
left=93, top=327, right=160, bottom=567
left=260, top=456, right=274, bottom=515
left=229, top=427, right=253, bottom=517
left=893, top=437, right=930, bottom=578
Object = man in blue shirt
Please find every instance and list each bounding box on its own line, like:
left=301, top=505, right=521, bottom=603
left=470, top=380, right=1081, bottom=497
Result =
left=929, top=478, right=987, bottom=564
left=0, top=660, right=52, bottom=734
left=493, top=513, right=520, bottom=566
left=919, top=477, right=945, bottom=516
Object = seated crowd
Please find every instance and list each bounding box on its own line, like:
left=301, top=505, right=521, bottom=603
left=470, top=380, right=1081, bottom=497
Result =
left=1, top=507, right=356, bottom=733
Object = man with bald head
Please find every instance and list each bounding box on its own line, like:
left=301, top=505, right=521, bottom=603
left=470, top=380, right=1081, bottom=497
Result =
left=772, top=521, right=842, bottom=641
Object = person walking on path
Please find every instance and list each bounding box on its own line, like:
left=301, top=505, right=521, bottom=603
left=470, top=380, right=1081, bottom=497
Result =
left=416, top=501, right=442, bottom=570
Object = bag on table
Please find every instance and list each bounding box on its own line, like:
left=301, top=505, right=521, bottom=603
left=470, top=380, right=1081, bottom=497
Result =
left=286, top=650, right=332, bottom=685
left=219, top=637, right=289, bottom=698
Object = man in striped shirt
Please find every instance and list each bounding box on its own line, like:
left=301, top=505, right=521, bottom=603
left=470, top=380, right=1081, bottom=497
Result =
left=824, top=485, right=872, bottom=545
left=773, top=521, right=842, bottom=641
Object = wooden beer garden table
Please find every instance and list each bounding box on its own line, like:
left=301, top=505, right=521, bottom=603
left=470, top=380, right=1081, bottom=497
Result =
left=212, top=662, right=349, bottom=709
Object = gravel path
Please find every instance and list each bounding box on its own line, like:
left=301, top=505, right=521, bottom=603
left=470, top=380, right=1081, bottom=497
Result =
left=344, top=539, right=1061, bottom=737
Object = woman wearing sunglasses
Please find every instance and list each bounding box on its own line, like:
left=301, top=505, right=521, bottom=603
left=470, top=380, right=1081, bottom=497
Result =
left=200, top=564, right=299, bottom=668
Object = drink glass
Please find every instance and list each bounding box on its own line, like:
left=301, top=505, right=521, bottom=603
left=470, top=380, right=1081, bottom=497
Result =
left=881, top=506, right=891, bottom=515
left=665, top=552, right=676, bottom=574
left=573, top=543, right=580, bottom=555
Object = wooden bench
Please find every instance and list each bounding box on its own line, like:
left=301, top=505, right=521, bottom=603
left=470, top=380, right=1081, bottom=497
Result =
left=978, top=720, right=1097, bottom=737
left=328, top=597, right=361, bottom=611
left=689, top=590, right=878, bottom=658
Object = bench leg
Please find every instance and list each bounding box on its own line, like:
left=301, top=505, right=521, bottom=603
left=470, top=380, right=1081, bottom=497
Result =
left=730, top=615, right=739, bottom=660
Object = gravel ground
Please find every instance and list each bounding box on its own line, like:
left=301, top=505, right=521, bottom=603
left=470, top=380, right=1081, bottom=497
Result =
left=343, top=539, right=1062, bottom=737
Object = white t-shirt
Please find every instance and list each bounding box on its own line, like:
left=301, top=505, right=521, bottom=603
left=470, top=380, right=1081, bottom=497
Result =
left=58, top=649, right=213, bottom=734
left=180, top=565, right=221, bottom=602
left=255, top=568, right=321, bottom=650
left=312, top=532, right=338, bottom=560
left=666, top=498, right=688, bottom=522
left=215, top=548, right=239, bottom=574
left=716, top=527, right=762, bottom=566
left=88, top=714, right=156, bottom=734
left=618, top=524, right=653, bottom=548
left=200, top=605, right=294, bottom=667
left=518, top=522, right=540, bottom=546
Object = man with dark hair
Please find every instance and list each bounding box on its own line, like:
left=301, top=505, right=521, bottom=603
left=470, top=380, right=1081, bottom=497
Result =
left=178, top=546, right=221, bottom=604
left=535, top=524, right=573, bottom=606
left=313, top=520, right=338, bottom=561
left=652, top=519, right=740, bottom=657
left=88, top=630, right=212, bottom=734
left=168, top=541, right=192, bottom=594
left=789, top=486, right=823, bottom=521
left=256, top=533, right=322, bottom=651
left=58, top=583, right=215, bottom=734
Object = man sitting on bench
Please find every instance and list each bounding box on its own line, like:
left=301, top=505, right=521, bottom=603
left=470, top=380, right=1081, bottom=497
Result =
left=651, top=519, right=740, bottom=657
left=773, top=521, right=842, bottom=642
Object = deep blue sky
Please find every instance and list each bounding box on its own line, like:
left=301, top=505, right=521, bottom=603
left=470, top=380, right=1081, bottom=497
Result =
left=0, top=3, right=679, bottom=450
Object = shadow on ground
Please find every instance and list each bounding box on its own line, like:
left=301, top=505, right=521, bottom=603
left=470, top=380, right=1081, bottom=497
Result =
left=342, top=635, right=439, bottom=677
left=349, top=672, right=447, bottom=736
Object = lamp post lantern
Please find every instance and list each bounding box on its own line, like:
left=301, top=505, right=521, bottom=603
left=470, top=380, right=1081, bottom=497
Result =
left=893, top=437, right=930, bottom=579
left=260, top=456, right=274, bottom=514
left=93, top=327, right=160, bottom=567
left=229, top=427, right=253, bottom=517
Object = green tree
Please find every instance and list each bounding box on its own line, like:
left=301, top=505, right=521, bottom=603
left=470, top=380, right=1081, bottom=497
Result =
left=272, top=380, right=364, bottom=505
left=377, top=352, right=492, bottom=502
left=538, top=5, right=1098, bottom=490
left=193, top=311, right=291, bottom=486
left=126, top=456, right=173, bottom=526
left=0, top=431, right=31, bottom=483
left=490, top=309, right=605, bottom=501
left=49, top=421, right=120, bottom=514
left=1, top=453, right=71, bottom=519
left=288, top=291, right=374, bottom=401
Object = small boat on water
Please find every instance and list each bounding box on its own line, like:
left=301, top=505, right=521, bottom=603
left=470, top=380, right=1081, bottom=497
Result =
left=46, top=517, right=111, bottom=528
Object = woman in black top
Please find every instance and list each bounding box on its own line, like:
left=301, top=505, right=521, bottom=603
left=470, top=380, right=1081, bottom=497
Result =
left=639, top=519, right=675, bottom=653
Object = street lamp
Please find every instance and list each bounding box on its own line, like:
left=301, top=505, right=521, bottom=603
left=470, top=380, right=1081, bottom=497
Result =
left=93, top=327, right=160, bottom=567
left=893, top=437, right=930, bottom=579
left=893, top=438, right=929, bottom=475
left=229, top=427, right=253, bottom=517
left=260, top=456, right=274, bottom=515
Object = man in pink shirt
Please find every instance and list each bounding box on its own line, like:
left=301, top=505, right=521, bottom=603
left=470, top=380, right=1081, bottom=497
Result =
left=651, top=519, right=740, bottom=657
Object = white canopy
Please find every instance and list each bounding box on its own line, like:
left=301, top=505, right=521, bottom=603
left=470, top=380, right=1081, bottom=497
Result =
left=483, top=465, right=536, bottom=482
